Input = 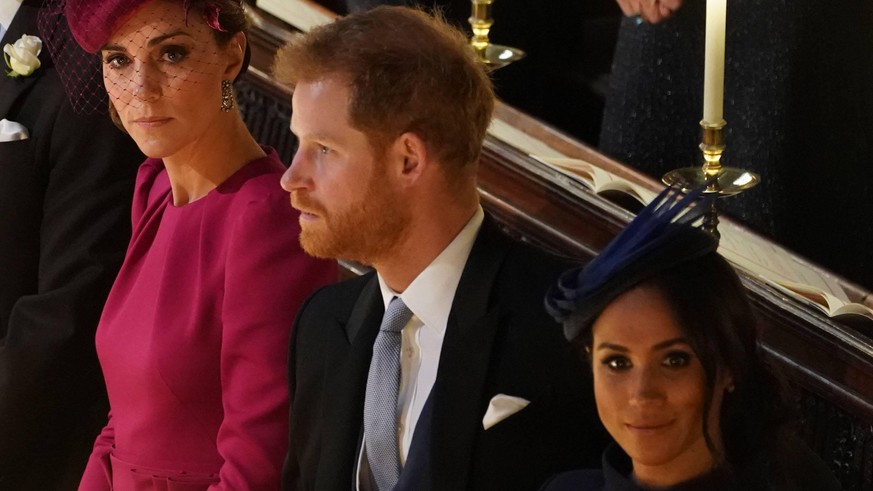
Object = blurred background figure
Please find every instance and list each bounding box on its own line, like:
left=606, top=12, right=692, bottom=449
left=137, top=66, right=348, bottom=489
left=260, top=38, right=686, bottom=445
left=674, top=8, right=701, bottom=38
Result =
left=0, top=1, right=143, bottom=489
left=543, top=186, right=841, bottom=490
left=42, top=0, right=337, bottom=489
left=337, top=0, right=617, bottom=145
left=599, top=0, right=873, bottom=287
left=320, top=0, right=873, bottom=289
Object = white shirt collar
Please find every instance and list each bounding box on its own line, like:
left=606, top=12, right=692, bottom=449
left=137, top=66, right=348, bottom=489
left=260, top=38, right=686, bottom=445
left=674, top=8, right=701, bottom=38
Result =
left=377, top=205, right=485, bottom=336
left=0, top=0, right=24, bottom=43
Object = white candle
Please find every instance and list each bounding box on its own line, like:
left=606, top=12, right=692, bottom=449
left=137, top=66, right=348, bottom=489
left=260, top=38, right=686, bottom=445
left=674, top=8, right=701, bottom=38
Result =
left=703, top=0, right=727, bottom=125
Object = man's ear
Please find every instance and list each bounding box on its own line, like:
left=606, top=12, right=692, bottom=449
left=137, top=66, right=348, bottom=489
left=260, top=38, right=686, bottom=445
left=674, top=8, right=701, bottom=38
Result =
left=391, top=132, right=428, bottom=185
left=223, top=32, right=247, bottom=81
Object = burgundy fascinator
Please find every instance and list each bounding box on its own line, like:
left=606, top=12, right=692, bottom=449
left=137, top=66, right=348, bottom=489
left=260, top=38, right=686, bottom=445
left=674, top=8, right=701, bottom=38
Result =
left=65, top=0, right=151, bottom=54
left=64, top=0, right=148, bottom=53
left=65, top=0, right=229, bottom=52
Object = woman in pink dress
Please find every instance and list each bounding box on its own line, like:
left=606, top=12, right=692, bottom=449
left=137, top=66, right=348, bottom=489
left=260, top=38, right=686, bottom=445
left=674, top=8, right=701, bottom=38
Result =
left=41, top=0, right=337, bottom=489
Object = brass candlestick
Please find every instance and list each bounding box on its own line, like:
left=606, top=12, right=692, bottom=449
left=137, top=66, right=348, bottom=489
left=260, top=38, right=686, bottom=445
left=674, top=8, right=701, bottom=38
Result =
left=663, top=120, right=759, bottom=237
left=469, top=0, right=525, bottom=69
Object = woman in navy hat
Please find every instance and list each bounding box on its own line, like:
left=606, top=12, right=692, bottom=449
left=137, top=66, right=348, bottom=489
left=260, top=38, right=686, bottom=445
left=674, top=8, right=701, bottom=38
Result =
left=39, top=0, right=337, bottom=489
left=542, top=187, right=840, bottom=491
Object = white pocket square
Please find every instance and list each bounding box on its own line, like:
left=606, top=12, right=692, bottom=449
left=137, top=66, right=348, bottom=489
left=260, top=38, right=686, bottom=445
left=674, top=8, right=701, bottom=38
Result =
left=482, top=394, right=530, bottom=430
left=0, top=119, right=29, bottom=142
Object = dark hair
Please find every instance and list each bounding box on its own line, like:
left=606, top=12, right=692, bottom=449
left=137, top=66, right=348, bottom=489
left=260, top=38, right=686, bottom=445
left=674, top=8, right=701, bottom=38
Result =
left=272, top=6, right=495, bottom=175
left=573, top=252, right=792, bottom=484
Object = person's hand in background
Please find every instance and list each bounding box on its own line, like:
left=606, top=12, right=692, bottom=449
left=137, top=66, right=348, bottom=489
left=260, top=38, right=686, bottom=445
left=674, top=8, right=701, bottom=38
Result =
left=616, top=0, right=683, bottom=24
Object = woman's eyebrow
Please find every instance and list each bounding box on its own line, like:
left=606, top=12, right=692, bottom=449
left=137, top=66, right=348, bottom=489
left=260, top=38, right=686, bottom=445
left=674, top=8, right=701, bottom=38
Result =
left=147, top=30, right=193, bottom=47
left=101, top=43, right=126, bottom=52
left=101, top=30, right=193, bottom=52
left=595, top=337, right=690, bottom=352
left=652, top=337, right=690, bottom=351
left=595, top=342, right=627, bottom=352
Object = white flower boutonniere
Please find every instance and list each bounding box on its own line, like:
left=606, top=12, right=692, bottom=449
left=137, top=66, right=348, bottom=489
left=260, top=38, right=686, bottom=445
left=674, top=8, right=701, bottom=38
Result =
left=3, top=34, right=42, bottom=78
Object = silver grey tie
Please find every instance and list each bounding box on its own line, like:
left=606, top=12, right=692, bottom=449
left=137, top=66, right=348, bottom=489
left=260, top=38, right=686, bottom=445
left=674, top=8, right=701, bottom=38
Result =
left=364, top=296, right=413, bottom=491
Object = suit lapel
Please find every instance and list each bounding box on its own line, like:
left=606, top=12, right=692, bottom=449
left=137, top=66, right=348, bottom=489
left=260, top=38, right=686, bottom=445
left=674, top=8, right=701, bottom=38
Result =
left=318, top=218, right=513, bottom=489
left=428, top=217, right=510, bottom=490
left=319, top=275, right=384, bottom=489
left=0, top=2, right=43, bottom=119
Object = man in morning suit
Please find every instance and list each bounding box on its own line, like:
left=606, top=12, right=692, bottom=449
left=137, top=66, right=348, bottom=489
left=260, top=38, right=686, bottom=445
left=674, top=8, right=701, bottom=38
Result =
left=0, top=0, right=142, bottom=488
left=275, top=7, right=607, bottom=491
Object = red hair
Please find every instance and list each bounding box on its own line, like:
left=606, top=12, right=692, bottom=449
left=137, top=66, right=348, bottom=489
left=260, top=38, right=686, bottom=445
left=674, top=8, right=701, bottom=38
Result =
left=273, top=6, right=495, bottom=173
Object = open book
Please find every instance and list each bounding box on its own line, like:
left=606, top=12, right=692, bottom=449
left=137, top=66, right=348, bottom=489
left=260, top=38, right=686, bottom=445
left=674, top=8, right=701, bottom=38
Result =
left=256, top=0, right=337, bottom=32
left=534, top=156, right=658, bottom=209
left=488, top=118, right=873, bottom=324
left=718, top=221, right=873, bottom=323
left=487, top=119, right=657, bottom=210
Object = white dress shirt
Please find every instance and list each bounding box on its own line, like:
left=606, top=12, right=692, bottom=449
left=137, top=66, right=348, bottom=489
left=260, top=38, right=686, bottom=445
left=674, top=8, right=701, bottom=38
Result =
left=0, top=0, right=23, bottom=43
left=357, top=205, right=484, bottom=489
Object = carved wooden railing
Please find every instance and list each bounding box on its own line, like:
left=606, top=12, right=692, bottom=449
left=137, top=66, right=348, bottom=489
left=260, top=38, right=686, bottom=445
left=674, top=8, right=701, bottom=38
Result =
left=238, top=4, right=873, bottom=488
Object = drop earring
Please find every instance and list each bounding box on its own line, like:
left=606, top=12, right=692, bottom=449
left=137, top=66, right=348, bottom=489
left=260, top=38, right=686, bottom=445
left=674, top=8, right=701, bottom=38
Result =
left=220, top=80, right=235, bottom=112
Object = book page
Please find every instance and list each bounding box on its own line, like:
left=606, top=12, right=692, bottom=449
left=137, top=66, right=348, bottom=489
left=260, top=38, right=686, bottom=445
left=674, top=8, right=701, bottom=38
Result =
left=257, top=0, right=337, bottom=32
left=767, top=279, right=843, bottom=316
left=766, top=279, right=873, bottom=321
left=539, top=157, right=658, bottom=206
left=485, top=119, right=660, bottom=207
left=487, top=118, right=569, bottom=160
left=588, top=166, right=658, bottom=205
left=529, top=156, right=596, bottom=189
left=718, top=221, right=850, bottom=305
left=833, top=303, right=873, bottom=321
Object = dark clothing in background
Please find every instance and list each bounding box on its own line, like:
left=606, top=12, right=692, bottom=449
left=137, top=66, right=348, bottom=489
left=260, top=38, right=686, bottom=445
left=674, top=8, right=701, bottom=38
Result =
left=343, top=0, right=613, bottom=144
left=599, top=0, right=873, bottom=288
left=0, top=1, right=143, bottom=489
left=540, top=442, right=841, bottom=491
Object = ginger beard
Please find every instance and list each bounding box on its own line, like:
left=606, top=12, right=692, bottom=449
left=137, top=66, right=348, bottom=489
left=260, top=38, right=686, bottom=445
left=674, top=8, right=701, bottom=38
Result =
left=292, top=161, right=410, bottom=265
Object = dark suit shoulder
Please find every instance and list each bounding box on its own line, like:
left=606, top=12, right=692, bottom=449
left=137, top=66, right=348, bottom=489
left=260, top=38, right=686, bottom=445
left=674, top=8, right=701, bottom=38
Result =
left=297, top=270, right=376, bottom=322
left=458, top=219, right=608, bottom=489
left=292, top=270, right=379, bottom=355
left=478, top=217, right=579, bottom=289
left=503, top=236, right=578, bottom=280
left=493, top=235, right=579, bottom=319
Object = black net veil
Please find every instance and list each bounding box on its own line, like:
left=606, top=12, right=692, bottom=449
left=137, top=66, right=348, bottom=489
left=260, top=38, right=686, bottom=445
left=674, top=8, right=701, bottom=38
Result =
left=38, top=0, right=107, bottom=114
left=38, top=0, right=249, bottom=115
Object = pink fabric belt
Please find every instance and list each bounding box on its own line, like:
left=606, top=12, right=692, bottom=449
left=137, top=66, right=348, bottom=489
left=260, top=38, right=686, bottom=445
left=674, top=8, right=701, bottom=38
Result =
left=109, top=454, right=219, bottom=491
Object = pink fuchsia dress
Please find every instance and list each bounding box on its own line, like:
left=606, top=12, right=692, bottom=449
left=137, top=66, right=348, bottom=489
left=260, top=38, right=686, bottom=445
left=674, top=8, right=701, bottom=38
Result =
left=79, top=149, right=336, bottom=491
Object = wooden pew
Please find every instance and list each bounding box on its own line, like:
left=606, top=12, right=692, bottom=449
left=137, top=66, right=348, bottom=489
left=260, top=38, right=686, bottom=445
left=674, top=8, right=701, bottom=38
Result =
left=239, top=4, right=873, bottom=488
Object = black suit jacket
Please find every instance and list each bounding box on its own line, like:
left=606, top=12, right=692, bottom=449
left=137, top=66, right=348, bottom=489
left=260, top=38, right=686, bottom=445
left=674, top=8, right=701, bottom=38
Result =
left=0, top=2, right=143, bottom=489
left=284, top=217, right=608, bottom=491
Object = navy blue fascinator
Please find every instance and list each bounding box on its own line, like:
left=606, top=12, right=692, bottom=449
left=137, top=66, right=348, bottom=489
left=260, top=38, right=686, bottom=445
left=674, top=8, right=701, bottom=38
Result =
left=546, top=184, right=719, bottom=341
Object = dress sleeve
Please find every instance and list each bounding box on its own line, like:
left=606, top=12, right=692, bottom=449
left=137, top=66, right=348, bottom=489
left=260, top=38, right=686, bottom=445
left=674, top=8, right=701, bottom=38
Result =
left=78, top=411, right=115, bottom=491
left=211, top=192, right=336, bottom=490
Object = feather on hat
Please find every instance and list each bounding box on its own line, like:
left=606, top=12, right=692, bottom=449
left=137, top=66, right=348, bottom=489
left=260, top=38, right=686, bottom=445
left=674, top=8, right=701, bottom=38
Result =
left=545, top=184, right=719, bottom=341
